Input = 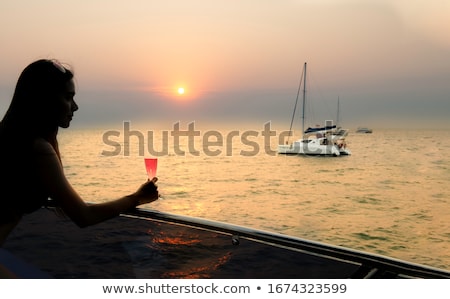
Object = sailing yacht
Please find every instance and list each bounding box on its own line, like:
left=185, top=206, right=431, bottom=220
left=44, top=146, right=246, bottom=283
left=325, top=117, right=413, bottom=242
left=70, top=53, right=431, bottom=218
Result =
left=278, top=63, right=351, bottom=156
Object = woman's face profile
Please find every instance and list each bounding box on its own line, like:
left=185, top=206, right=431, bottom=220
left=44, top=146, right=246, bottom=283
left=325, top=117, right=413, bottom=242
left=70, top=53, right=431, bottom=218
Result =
left=55, top=79, right=78, bottom=128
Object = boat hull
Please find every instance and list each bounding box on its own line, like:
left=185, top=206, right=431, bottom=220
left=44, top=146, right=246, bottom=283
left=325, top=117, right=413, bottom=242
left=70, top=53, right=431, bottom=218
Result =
left=278, top=140, right=351, bottom=156
left=4, top=207, right=449, bottom=279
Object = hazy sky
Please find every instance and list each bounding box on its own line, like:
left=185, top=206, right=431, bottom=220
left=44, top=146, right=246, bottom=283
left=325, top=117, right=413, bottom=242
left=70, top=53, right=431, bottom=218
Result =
left=1, top=0, right=449, bottom=130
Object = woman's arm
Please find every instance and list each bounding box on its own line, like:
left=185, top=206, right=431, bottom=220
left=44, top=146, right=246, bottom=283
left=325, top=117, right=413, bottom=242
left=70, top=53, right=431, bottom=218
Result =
left=33, top=139, right=159, bottom=227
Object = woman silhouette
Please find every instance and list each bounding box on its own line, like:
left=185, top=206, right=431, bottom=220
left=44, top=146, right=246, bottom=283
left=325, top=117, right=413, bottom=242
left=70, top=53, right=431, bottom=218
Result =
left=0, top=59, right=159, bottom=250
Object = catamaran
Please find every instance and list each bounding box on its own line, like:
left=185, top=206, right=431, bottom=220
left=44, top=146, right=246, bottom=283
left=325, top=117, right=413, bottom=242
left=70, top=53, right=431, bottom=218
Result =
left=278, top=63, right=351, bottom=156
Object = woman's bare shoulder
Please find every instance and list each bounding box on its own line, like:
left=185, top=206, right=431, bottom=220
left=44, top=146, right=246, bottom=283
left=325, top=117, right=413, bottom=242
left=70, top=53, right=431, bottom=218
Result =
left=32, top=138, right=56, bottom=155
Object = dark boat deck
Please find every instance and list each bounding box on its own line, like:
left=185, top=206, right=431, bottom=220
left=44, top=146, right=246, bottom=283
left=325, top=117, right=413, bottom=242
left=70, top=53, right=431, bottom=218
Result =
left=4, top=208, right=450, bottom=279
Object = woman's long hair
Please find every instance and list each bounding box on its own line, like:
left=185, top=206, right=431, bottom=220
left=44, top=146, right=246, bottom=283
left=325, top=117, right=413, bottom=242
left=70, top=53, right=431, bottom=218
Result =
left=0, top=59, right=74, bottom=158
left=0, top=60, right=75, bottom=220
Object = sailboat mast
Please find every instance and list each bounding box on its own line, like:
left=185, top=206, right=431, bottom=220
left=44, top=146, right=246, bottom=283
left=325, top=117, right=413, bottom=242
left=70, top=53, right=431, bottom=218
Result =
left=301, top=62, right=307, bottom=135
left=337, top=96, right=340, bottom=128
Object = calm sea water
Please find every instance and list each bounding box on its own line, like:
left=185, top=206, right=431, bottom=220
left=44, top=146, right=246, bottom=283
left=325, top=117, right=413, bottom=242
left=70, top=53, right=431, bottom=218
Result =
left=59, top=125, right=450, bottom=270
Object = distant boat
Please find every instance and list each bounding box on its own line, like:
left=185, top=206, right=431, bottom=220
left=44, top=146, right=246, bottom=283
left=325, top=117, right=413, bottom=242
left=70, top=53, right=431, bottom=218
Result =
left=356, top=127, right=373, bottom=134
left=278, top=62, right=351, bottom=156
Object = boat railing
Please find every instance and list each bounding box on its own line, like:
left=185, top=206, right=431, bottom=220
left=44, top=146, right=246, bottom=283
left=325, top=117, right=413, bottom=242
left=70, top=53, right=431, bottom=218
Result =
left=123, top=208, right=450, bottom=279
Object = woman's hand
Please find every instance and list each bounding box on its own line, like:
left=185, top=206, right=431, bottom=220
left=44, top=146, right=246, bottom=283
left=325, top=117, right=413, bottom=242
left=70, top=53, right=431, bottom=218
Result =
left=131, top=177, right=160, bottom=206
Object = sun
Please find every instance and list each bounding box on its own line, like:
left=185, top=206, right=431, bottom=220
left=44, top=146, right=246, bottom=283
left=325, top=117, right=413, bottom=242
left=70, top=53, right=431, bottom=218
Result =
left=177, top=87, right=185, bottom=95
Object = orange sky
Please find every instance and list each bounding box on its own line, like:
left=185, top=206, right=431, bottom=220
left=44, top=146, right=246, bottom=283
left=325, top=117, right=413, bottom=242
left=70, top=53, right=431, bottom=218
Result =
left=1, top=0, right=449, bottom=129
